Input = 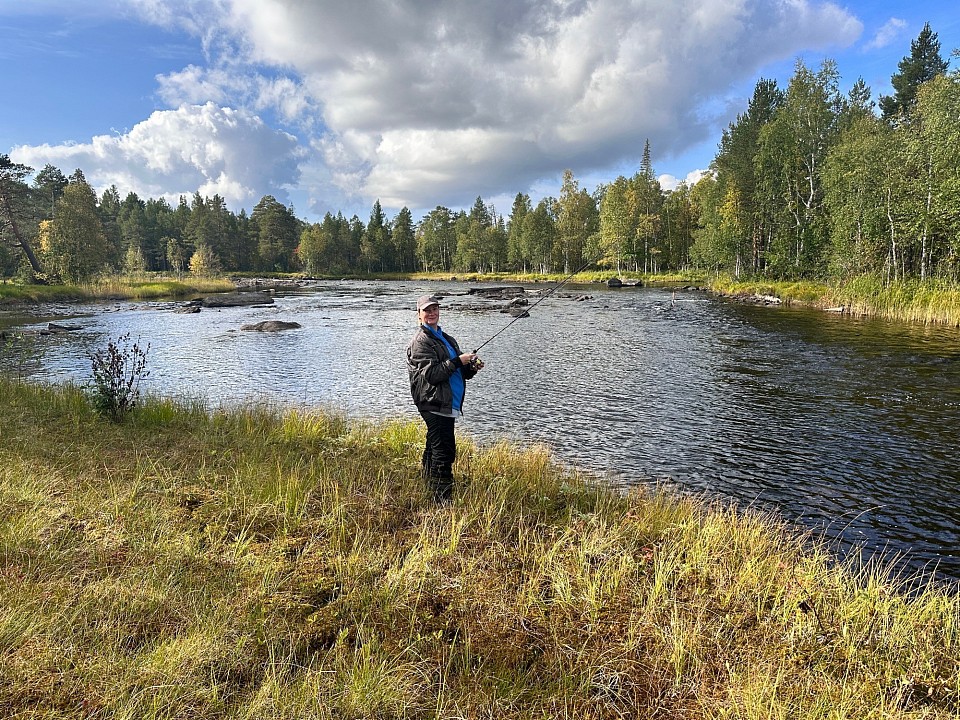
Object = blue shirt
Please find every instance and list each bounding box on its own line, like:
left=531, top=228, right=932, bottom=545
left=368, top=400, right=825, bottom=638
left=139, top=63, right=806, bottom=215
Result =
left=423, top=324, right=465, bottom=415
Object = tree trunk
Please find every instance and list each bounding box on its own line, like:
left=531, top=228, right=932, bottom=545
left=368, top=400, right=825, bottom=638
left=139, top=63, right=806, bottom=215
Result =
left=922, top=184, right=933, bottom=281
left=0, top=193, right=42, bottom=273
left=886, top=187, right=898, bottom=284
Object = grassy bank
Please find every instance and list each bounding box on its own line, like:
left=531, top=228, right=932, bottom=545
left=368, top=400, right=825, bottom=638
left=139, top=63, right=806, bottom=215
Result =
left=707, top=275, right=960, bottom=327
left=1, top=377, right=957, bottom=718
left=0, top=276, right=236, bottom=306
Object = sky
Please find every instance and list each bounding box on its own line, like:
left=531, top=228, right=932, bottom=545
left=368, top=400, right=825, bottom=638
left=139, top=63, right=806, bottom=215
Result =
left=1, top=0, right=957, bottom=224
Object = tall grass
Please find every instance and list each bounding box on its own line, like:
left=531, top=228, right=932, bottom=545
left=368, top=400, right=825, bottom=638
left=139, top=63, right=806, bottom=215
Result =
left=1, top=376, right=957, bottom=718
left=708, top=274, right=960, bottom=326
left=0, top=274, right=236, bottom=305
left=709, top=276, right=834, bottom=305
left=828, top=275, right=960, bottom=326
left=84, top=275, right=236, bottom=299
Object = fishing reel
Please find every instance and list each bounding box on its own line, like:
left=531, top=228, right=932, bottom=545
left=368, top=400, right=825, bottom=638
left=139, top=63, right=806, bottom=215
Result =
left=469, top=356, right=485, bottom=370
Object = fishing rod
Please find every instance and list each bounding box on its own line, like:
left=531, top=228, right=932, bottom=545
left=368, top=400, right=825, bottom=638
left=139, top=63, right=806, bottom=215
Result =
left=473, top=257, right=595, bottom=354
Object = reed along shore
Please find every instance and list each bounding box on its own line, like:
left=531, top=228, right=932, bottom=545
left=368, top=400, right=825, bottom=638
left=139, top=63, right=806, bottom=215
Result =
left=0, top=377, right=957, bottom=719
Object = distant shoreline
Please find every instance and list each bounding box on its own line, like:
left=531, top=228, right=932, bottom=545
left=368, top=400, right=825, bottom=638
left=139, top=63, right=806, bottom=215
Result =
left=4, top=272, right=960, bottom=328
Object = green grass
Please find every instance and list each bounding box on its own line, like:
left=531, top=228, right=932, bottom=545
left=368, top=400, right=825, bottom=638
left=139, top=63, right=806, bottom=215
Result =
left=85, top=275, right=237, bottom=299
left=708, top=276, right=835, bottom=305
left=707, top=274, right=960, bottom=326
left=0, top=274, right=236, bottom=306
left=0, top=376, right=957, bottom=718
left=0, top=281, right=91, bottom=305
left=827, top=276, right=960, bottom=326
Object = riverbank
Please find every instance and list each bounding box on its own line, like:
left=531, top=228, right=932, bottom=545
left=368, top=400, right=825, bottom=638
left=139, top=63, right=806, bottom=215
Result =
left=0, top=276, right=236, bottom=307
left=1, top=377, right=956, bottom=719
left=707, top=275, right=960, bottom=327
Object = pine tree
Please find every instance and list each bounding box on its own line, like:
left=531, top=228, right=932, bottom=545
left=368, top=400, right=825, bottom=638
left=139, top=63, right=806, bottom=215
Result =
left=33, top=164, right=67, bottom=218
left=506, top=192, right=531, bottom=270
left=879, top=22, right=949, bottom=122
left=392, top=207, right=416, bottom=273
left=0, top=154, right=42, bottom=273
left=361, top=200, right=390, bottom=273
left=252, top=195, right=299, bottom=272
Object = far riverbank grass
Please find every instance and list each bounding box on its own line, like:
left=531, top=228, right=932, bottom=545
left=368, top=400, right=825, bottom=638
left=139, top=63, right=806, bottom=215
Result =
left=1, top=376, right=957, bottom=718
left=707, top=275, right=960, bottom=327
left=0, top=275, right=235, bottom=306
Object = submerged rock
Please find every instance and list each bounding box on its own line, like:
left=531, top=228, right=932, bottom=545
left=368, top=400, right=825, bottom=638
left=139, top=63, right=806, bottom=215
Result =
left=240, top=320, right=302, bottom=332
left=46, top=322, right=83, bottom=332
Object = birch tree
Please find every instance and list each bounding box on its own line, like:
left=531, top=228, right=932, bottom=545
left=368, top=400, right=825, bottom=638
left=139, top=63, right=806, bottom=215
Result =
left=42, top=179, right=109, bottom=283
left=757, top=60, right=841, bottom=276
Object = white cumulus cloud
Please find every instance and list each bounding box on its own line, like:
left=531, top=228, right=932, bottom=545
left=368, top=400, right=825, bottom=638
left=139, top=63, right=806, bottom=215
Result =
left=864, top=18, right=908, bottom=51
left=659, top=170, right=712, bottom=192
left=19, top=0, right=864, bottom=218
left=209, top=0, right=862, bottom=213
left=12, top=103, right=301, bottom=209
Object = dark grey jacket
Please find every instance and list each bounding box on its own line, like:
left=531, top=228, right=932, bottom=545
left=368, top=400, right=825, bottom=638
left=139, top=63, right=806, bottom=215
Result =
left=407, top=325, right=478, bottom=413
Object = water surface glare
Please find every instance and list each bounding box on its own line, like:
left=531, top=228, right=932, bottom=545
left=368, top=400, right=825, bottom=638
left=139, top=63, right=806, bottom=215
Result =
left=4, top=280, right=960, bottom=582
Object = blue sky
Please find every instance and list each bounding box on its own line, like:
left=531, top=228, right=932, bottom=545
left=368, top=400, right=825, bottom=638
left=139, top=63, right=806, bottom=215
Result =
left=2, top=0, right=957, bottom=223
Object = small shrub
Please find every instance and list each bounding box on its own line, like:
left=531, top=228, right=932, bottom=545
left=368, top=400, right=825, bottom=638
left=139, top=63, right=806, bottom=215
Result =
left=88, top=333, right=150, bottom=422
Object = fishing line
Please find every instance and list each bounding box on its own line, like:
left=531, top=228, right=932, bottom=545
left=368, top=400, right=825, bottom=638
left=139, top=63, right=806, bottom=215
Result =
left=473, top=258, right=595, bottom=354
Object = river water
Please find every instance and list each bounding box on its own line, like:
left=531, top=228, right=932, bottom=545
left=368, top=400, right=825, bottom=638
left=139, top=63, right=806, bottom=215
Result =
left=3, top=280, right=959, bottom=583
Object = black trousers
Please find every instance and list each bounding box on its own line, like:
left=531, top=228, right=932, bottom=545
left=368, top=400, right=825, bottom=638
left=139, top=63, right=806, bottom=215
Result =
left=418, top=409, right=456, bottom=501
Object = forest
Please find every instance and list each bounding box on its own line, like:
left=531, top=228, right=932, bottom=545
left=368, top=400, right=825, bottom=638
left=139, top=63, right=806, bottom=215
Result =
left=0, top=24, right=956, bottom=285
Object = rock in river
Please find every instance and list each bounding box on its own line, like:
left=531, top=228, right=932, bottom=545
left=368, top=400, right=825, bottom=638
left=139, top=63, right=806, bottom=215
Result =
left=467, top=286, right=526, bottom=299
left=201, top=292, right=275, bottom=308
left=240, top=320, right=302, bottom=332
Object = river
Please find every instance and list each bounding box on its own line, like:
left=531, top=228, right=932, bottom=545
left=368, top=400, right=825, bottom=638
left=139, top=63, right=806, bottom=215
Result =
left=2, top=279, right=959, bottom=583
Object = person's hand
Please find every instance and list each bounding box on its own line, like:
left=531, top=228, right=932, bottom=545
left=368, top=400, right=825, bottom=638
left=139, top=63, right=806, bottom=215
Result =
left=460, top=353, right=483, bottom=372
left=459, top=352, right=477, bottom=366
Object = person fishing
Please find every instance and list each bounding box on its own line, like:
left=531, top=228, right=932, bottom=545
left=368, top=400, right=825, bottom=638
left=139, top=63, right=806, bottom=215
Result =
left=406, top=295, right=484, bottom=503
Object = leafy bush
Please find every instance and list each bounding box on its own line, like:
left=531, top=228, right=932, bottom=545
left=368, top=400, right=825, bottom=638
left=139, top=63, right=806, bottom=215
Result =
left=88, top=333, right=150, bottom=422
